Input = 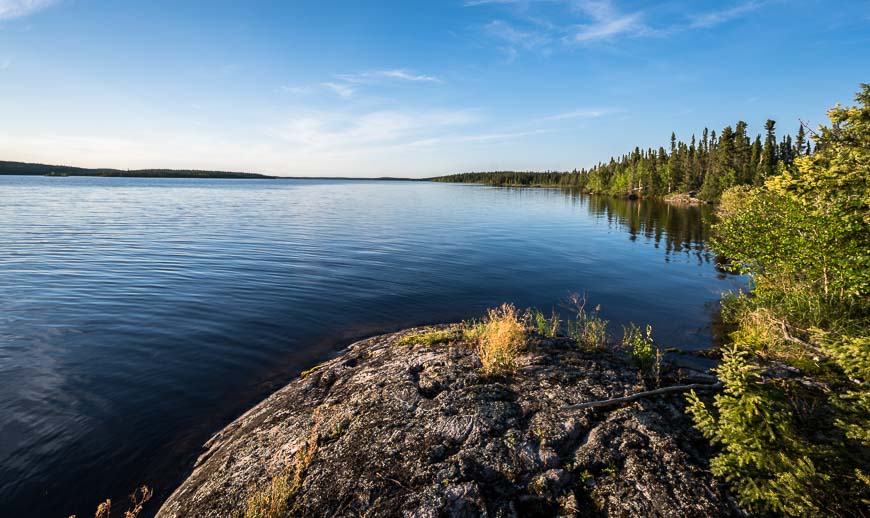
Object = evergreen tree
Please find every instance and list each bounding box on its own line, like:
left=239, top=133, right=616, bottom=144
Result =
left=761, top=119, right=778, bottom=183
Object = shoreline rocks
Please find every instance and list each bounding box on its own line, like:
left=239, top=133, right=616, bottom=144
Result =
left=663, top=192, right=708, bottom=205
left=157, top=326, right=736, bottom=517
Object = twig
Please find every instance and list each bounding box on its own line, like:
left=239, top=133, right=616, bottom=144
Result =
left=798, top=118, right=820, bottom=138
left=560, top=381, right=724, bottom=411
left=773, top=318, right=816, bottom=350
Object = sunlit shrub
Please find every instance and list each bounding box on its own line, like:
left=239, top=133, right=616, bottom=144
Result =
left=475, top=303, right=526, bottom=376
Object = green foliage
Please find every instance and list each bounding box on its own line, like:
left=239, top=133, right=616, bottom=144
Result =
left=567, top=314, right=609, bottom=350
left=563, top=293, right=609, bottom=350
left=621, top=323, right=660, bottom=381
left=686, top=343, right=862, bottom=515
left=530, top=308, right=560, bottom=337
left=691, top=85, right=870, bottom=516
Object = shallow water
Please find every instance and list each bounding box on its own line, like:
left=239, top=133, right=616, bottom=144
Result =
left=0, top=176, right=742, bottom=516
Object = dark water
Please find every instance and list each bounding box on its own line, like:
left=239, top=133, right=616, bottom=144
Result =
left=0, top=176, right=743, bottom=516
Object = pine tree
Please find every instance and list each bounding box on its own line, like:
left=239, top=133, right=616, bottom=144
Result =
left=796, top=124, right=807, bottom=156
left=761, top=119, right=778, bottom=183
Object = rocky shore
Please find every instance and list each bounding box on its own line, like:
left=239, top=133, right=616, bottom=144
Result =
left=663, top=192, right=708, bottom=205
left=157, top=326, right=736, bottom=517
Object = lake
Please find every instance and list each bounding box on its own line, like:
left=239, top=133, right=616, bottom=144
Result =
left=0, top=175, right=743, bottom=516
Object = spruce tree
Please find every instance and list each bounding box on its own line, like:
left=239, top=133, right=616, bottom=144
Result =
left=762, top=119, right=778, bottom=183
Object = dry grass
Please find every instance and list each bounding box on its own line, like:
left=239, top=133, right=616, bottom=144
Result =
left=244, top=474, right=294, bottom=518
left=70, top=485, right=153, bottom=518
left=475, top=303, right=526, bottom=376
left=244, top=409, right=322, bottom=518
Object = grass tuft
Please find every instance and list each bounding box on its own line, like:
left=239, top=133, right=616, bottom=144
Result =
left=245, top=410, right=322, bottom=518
left=564, top=293, right=609, bottom=350
left=474, top=303, right=526, bottom=376
left=529, top=308, right=560, bottom=337
left=621, top=322, right=661, bottom=383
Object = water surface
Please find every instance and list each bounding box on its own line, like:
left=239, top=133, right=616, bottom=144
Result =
left=0, top=176, right=742, bottom=516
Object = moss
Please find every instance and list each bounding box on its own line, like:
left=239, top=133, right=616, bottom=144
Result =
left=299, top=364, right=324, bottom=379
left=395, top=328, right=461, bottom=347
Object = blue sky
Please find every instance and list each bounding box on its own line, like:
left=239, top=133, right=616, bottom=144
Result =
left=0, top=0, right=867, bottom=177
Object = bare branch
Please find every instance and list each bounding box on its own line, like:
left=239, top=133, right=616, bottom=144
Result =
left=798, top=118, right=820, bottom=138
left=560, top=381, right=723, bottom=411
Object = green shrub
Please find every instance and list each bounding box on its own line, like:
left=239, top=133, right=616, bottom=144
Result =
left=529, top=308, right=560, bottom=337
left=686, top=345, right=850, bottom=515
left=621, top=323, right=659, bottom=382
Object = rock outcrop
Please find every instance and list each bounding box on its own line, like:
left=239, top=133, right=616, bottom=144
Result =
left=158, top=326, right=735, bottom=517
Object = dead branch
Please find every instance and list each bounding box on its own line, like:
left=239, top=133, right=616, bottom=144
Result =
left=799, top=118, right=820, bottom=138
left=560, top=381, right=724, bottom=411
left=773, top=318, right=817, bottom=350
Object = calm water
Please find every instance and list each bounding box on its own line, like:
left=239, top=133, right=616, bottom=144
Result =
left=0, top=176, right=742, bottom=516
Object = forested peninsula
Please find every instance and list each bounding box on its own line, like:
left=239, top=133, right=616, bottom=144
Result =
left=432, top=119, right=812, bottom=203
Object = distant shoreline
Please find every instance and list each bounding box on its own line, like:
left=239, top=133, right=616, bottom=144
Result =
left=0, top=160, right=420, bottom=181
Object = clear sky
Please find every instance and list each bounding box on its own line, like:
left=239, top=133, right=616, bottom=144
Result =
left=0, top=1, right=868, bottom=177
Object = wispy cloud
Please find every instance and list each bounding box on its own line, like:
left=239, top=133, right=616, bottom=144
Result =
left=538, top=108, right=612, bottom=122
left=468, top=0, right=767, bottom=53
left=280, top=85, right=315, bottom=95
left=0, top=0, right=58, bottom=21
left=463, top=0, right=560, bottom=6
left=282, top=68, right=442, bottom=99
left=485, top=19, right=550, bottom=49
left=320, top=82, right=356, bottom=98
left=407, top=128, right=552, bottom=148
left=337, top=68, right=442, bottom=84
left=688, top=1, right=766, bottom=29
left=0, top=56, right=11, bottom=70
left=567, top=1, right=647, bottom=43
left=265, top=109, right=479, bottom=151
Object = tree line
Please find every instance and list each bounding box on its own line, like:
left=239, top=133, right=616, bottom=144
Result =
left=432, top=120, right=813, bottom=202
left=0, top=160, right=273, bottom=179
